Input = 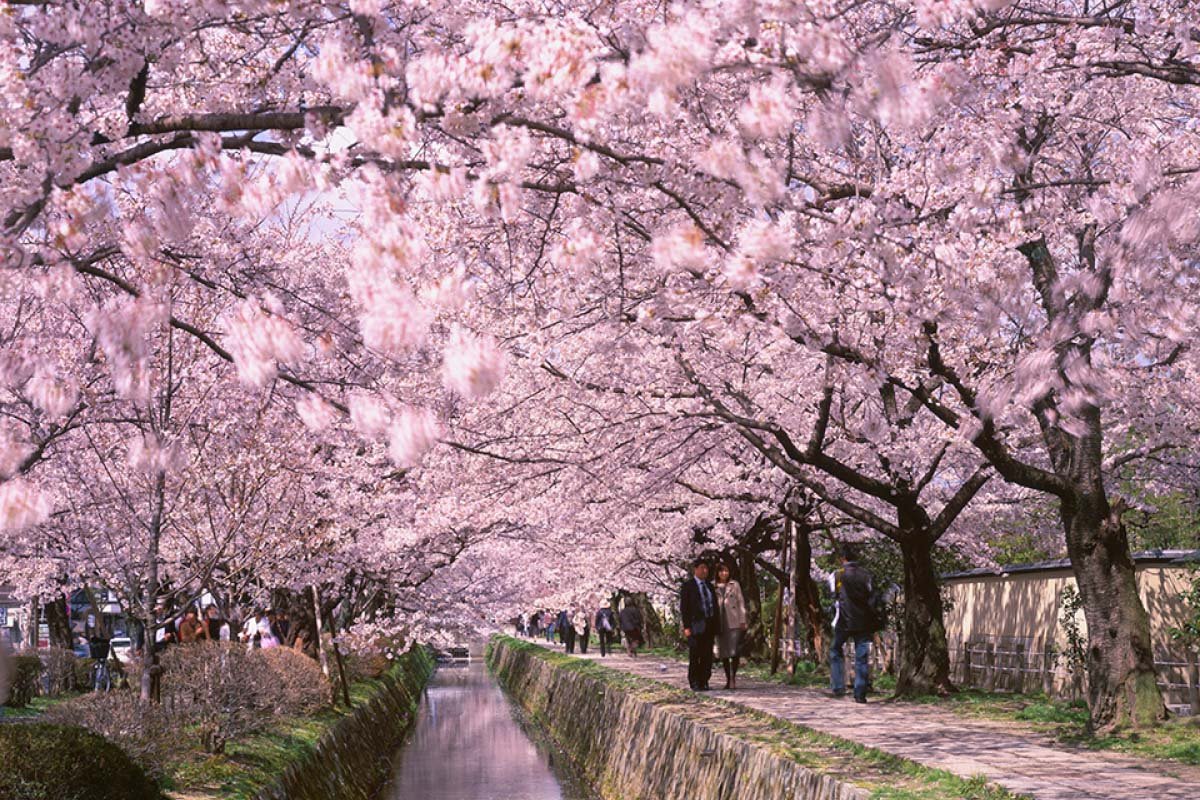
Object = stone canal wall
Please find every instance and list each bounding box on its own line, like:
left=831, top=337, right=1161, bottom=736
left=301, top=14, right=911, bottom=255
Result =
left=488, top=638, right=869, bottom=800
left=254, top=647, right=435, bottom=800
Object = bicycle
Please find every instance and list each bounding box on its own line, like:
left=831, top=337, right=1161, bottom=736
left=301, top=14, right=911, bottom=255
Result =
left=91, top=658, right=112, bottom=692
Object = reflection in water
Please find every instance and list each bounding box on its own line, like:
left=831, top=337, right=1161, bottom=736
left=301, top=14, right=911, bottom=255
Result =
left=381, top=661, right=589, bottom=800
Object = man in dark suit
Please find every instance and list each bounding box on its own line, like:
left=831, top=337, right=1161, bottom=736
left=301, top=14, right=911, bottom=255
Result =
left=680, top=557, right=717, bottom=691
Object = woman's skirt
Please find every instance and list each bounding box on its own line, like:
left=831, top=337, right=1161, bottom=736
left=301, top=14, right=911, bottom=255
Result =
left=717, top=627, right=744, bottom=660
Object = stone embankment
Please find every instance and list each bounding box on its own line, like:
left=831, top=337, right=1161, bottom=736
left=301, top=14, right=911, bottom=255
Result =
left=488, top=637, right=870, bottom=800
left=254, top=648, right=434, bottom=800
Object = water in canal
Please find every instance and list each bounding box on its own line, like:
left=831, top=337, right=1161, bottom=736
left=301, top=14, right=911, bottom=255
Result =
left=380, top=660, right=591, bottom=800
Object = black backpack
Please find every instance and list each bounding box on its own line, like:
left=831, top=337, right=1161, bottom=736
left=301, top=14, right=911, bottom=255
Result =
left=866, top=585, right=889, bottom=632
left=836, top=568, right=889, bottom=633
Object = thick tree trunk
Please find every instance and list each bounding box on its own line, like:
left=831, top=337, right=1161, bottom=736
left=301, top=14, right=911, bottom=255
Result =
left=893, top=533, right=954, bottom=697
left=44, top=595, right=72, bottom=649
left=792, top=523, right=826, bottom=661
left=738, top=549, right=765, bottom=656
left=1062, top=491, right=1165, bottom=731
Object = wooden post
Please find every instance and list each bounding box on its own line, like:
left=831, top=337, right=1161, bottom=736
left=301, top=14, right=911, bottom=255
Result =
left=962, top=643, right=973, bottom=688
left=983, top=642, right=997, bottom=692
left=1041, top=642, right=1055, bottom=696
left=1188, top=648, right=1200, bottom=717
left=1015, top=642, right=1028, bottom=694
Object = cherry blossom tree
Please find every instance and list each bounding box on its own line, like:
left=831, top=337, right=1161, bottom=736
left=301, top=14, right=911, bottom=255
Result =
left=3, top=0, right=1199, bottom=732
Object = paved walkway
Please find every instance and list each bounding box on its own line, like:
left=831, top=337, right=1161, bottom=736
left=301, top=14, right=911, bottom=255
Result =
left=564, top=647, right=1200, bottom=800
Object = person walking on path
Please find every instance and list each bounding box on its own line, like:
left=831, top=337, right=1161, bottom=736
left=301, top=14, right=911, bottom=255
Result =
left=595, top=604, right=617, bottom=657
left=680, top=557, right=717, bottom=691
left=619, top=601, right=644, bottom=657
left=714, top=562, right=747, bottom=690
left=558, top=609, right=576, bottom=653
left=572, top=609, right=589, bottom=654
left=828, top=542, right=875, bottom=703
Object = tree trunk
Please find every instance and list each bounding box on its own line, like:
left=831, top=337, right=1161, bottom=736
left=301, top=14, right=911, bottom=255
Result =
left=312, top=585, right=330, bottom=678
left=630, top=592, right=663, bottom=647
left=1062, top=490, right=1165, bottom=731
left=44, top=595, right=72, bottom=649
left=894, top=533, right=954, bottom=697
left=738, top=549, right=764, bottom=656
left=140, top=472, right=166, bottom=703
left=771, top=529, right=789, bottom=674
left=793, top=523, right=826, bottom=661
left=25, top=598, right=39, bottom=649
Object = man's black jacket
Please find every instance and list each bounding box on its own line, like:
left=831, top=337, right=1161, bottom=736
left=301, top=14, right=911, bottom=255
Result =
left=680, top=577, right=716, bottom=634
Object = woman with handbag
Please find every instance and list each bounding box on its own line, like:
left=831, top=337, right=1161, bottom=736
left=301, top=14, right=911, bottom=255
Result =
left=714, top=562, right=748, bottom=690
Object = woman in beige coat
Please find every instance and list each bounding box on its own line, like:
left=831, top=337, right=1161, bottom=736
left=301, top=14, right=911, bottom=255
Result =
left=714, top=562, right=748, bottom=690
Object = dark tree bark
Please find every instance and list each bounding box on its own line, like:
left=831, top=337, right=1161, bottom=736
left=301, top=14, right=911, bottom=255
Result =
left=44, top=595, right=73, bottom=650
left=631, top=592, right=664, bottom=647
left=271, top=588, right=320, bottom=657
left=140, top=470, right=167, bottom=703
left=791, top=521, right=827, bottom=661
left=893, top=530, right=953, bottom=696
left=1059, top=426, right=1164, bottom=729
left=738, top=548, right=765, bottom=655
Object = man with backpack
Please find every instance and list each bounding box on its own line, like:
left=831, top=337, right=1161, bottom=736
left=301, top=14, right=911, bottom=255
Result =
left=594, top=603, right=618, bottom=657
left=828, top=542, right=881, bottom=703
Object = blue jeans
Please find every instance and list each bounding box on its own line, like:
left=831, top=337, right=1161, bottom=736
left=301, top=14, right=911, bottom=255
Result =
left=830, top=628, right=871, bottom=700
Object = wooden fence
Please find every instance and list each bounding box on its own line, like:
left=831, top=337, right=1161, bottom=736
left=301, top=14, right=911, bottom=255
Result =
left=948, top=635, right=1200, bottom=715
left=792, top=633, right=1200, bottom=715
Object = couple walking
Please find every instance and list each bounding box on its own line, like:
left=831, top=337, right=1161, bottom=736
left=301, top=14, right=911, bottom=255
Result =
left=680, top=557, right=746, bottom=691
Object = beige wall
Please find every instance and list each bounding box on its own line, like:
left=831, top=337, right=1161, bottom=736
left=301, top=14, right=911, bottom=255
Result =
left=943, top=564, right=1192, bottom=656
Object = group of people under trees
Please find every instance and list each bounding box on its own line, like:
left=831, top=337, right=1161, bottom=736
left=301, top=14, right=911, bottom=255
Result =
left=149, top=604, right=297, bottom=654
left=517, top=543, right=880, bottom=701
left=681, top=545, right=879, bottom=700
left=518, top=600, right=645, bottom=658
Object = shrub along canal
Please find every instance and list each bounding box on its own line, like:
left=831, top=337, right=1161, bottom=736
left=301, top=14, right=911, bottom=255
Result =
left=379, top=659, right=590, bottom=800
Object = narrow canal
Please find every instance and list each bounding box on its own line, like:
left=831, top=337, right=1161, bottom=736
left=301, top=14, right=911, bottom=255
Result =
left=380, top=660, right=590, bottom=800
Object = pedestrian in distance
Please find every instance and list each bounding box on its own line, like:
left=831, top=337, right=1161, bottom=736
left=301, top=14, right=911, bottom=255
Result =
left=203, top=605, right=224, bottom=641
left=680, top=556, right=717, bottom=691
left=714, top=562, right=748, bottom=690
left=595, top=604, right=618, bottom=657
left=558, top=609, right=576, bottom=653
left=827, top=542, right=879, bottom=703
left=260, top=610, right=281, bottom=649
left=177, top=608, right=207, bottom=644
left=241, top=608, right=266, bottom=651
left=619, top=600, right=644, bottom=657
left=574, top=608, right=590, bottom=654
left=274, top=610, right=291, bottom=643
